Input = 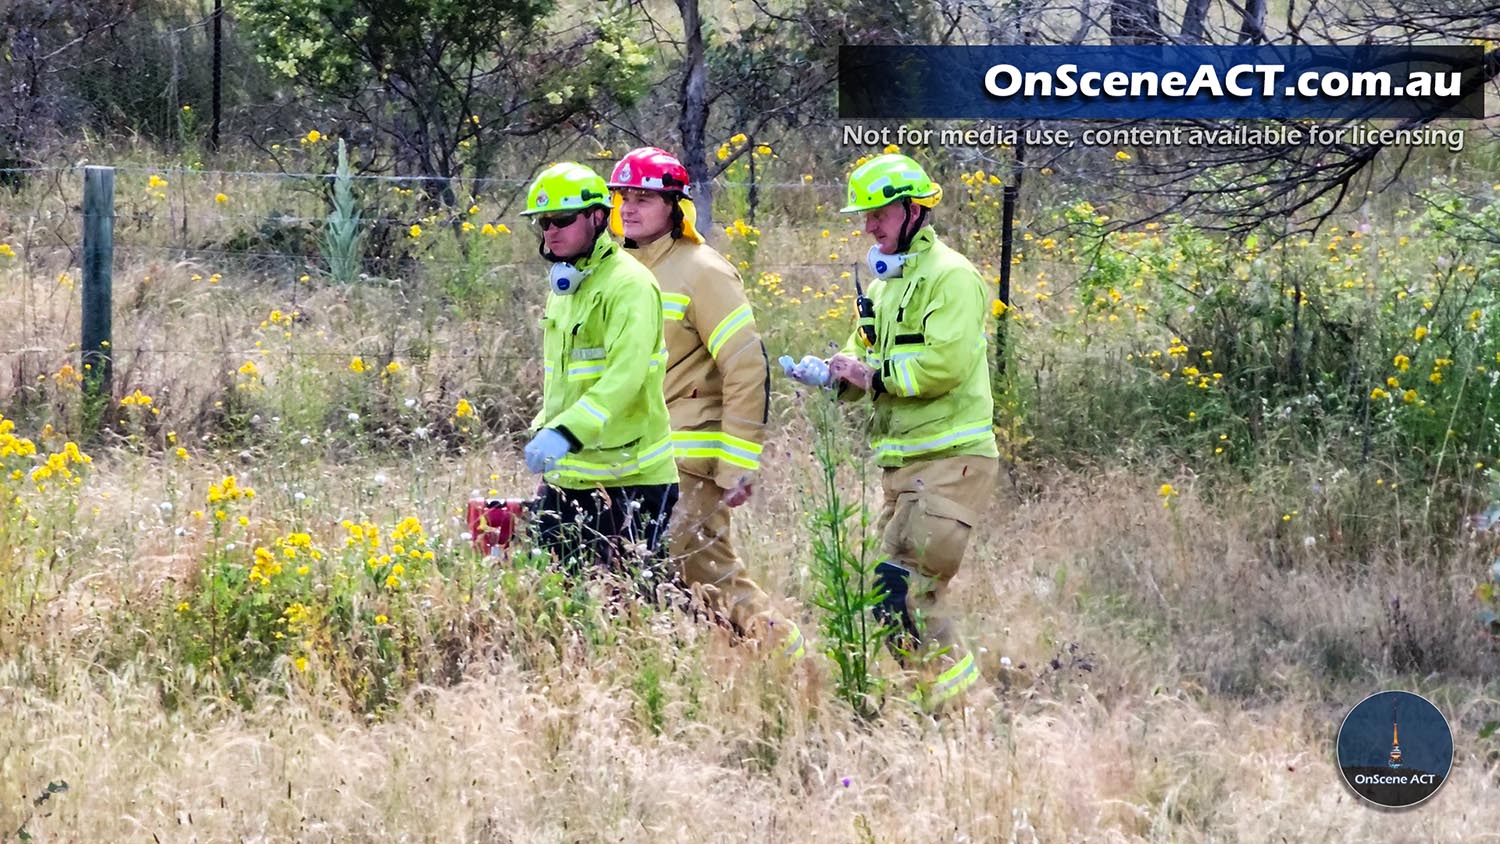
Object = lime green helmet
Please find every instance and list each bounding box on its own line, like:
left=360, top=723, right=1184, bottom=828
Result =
left=522, top=162, right=611, bottom=216
left=840, top=154, right=941, bottom=213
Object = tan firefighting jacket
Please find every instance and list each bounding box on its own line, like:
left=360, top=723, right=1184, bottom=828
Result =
left=628, top=235, right=769, bottom=489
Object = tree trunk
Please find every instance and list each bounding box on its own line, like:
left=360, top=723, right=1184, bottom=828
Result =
left=1181, top=0, right=1212, bottom=43
left=677, top=0, right=713, bottom=238
left=1238, top=0, right=1267, bottom=44
left=1110, top=0, right=1163, bottom=44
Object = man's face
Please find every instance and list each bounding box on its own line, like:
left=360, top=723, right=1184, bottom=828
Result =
left=864, top=201, right=908, bottom=253
left=617, top=189, right=674, bottom=243
left=538, top=208, right=600, bottom=260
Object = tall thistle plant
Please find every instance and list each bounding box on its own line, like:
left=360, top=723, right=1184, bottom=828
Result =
left=804, top=382, right=890, bottom=719
left=322, top=139, right=363, bottom=284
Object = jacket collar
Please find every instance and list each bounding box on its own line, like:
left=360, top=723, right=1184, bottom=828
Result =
left=627, top=233, right=677, bottom=268
left=578, top=232, right=618, bottom=271
left=897, top=226, right=938, bottom=279
left=907, top=226, right=937, bottom=256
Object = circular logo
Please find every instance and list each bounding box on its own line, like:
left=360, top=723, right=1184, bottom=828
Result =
left=619, top=163, right=632, bottom=183
left=556, top=278, right=570, bottom=291
left=535, top=190, right=549, bottom=208
left=1337, top=690, right=1452, bottom=808
left=874, top=260, right=889, bottom=273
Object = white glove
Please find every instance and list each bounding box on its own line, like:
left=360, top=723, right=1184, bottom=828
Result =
left=778, top=354, right=831, bottom=387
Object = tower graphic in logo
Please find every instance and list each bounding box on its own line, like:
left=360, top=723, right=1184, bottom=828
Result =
left=1337, top=690, right=1451, bottom=809
left=1387, top=698, right=1403, bottom=769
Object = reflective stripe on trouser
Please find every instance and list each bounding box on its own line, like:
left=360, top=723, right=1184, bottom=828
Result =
left=874, top=454, right=999, bottom=699
left=666, top=470, right=801, bottom=657
left=928, top=651, right=979, bottom=706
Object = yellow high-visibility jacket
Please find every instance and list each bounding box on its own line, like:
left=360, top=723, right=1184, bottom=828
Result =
left=533, top=235, right=678, bottom=489
left=630, top=235, right=769, bottom=489
left=839, top=227, right=999, bottom=468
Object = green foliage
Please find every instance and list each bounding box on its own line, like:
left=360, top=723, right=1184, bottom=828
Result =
left=0, top=423, right=93, bottom=657
left=803, top=389, right=890, bottom=719
left=163, top=491, right=448, bottom=711
left=231, top=0, right=651, bottom=192
left=1009, top=176, right=1499, bottom=503
left=322, top=139, right=364, bottom=284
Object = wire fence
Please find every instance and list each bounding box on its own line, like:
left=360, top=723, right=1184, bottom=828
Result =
left=0, top=162, right=913, bottom=431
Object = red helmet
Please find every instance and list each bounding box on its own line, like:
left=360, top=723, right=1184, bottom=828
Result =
left=608, top=147, right=691, bottom=198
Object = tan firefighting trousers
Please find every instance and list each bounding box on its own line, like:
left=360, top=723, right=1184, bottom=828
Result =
left=874, top=452, right=1000, bottom=708
left=666, top=470, right=804, bottom=659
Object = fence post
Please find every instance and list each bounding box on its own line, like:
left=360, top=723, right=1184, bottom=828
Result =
left=996, top=139, right=1023, bottom=378
left=211, top=0, right=223, bottom=152
left=82, top=166, right=115, bottom=412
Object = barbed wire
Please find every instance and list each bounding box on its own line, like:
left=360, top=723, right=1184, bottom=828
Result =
left=1, top=345, right=539, bottom=361
left=21, top=242, right=866, bottom=276
left=0, top=164, right=850, bottom=191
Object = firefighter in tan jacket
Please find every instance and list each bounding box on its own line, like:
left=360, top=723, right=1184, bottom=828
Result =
left=609, top=147, right=804, bottom=660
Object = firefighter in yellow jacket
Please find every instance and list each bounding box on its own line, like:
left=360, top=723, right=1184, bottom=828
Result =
left=521, top=161, right=679, bottom=575
left=782, top=153, right=999, bottom=708
left=609, top=147, right=804, bottom=660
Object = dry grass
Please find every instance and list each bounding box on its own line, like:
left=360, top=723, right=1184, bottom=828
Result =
left=2, top=439, right=1498, bottom=842
left=5, top=156, right=1500, bottom=841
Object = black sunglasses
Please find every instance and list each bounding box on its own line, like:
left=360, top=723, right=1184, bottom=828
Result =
left=533, top=210, right=584, bottom=231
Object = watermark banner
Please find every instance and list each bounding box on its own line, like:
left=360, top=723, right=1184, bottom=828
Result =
left=838, top=45, right=1487, bottom=120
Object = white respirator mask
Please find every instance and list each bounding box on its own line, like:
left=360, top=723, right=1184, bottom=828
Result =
left=549, top=262, right=589, bottom=295
left=866, top=245, right=909, bottom=280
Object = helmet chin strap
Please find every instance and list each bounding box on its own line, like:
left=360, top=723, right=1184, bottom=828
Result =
left=867, top=200, right=929, bottom=279
left=541, top=213, right=605, bottom=294
left=895, top=198, right=928, bottom=255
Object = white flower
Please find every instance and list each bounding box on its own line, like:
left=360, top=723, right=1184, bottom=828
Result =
left=293, top=492, right=306, bottom=502
left=300, top=436, right=312, bottom=446
left=224, top=543, right=236, bottom=551
left=347, top=412, right=360, bottom=423
left=460, top=532, right=473, bottom=542
left=158, top=501, right=173, bottom=513
left=404, top=398, right=417, bottom=408
left=373, top=472, right=389, bottom=486
left=1303, top=536, right=1316, bottom=549
left=999, top=656, right=1012, bottom=668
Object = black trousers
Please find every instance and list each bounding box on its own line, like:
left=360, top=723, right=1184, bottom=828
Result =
left=532, top=482, right=679, bottom=579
